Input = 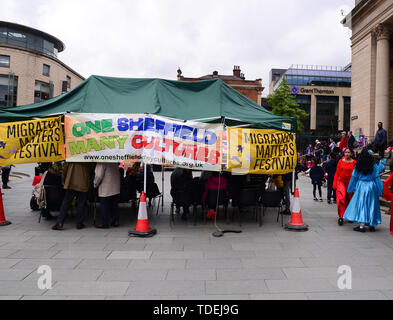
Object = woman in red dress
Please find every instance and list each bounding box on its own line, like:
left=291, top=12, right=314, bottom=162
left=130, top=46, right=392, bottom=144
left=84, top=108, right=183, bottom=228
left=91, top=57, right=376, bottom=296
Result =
left=333, top=148, right=356, bottom=226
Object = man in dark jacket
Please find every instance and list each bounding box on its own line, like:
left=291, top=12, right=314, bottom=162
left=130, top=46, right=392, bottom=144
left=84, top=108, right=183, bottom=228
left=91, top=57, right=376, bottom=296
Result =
left=325, top=153, right=338, bottom=204
left=282, top=172, right=292, bottom=215
left=347, top=131, right=355, bottom=149
left=374, top=122, right=387, bottom=157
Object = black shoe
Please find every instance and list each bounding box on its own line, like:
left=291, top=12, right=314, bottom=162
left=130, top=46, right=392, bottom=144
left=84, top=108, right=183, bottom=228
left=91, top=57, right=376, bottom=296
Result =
left=111, top=220, right=119, bottom=227
left=327, top=200, right=331, bottom=204
left=2, top=185, right=11, bottom=189
left=369, top=226, right=376, bottom=232
left=353, top=226, right=366, bottom=233
left=338, top=218, right=344, bottom=226
left=52, top=223, right=63, bottom=231
left=95, top=224, right=109, bottom=229
left=314, top=198, right=318, bottom=201
left=76, top=223, right=86, bottom=230
left=181, top=213, right=188, bottom=221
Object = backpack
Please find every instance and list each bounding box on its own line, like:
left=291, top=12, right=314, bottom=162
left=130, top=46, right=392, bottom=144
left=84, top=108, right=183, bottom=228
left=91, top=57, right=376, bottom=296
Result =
left=33, top=171, right=48, bottom=209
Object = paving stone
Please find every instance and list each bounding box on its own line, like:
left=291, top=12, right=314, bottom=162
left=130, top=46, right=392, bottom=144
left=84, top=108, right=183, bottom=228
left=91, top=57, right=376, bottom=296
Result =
left=44, top=281, right=130, bottom=296
left=266, top=279, right=338, bottom=293
left=0, top=242, right=58, bottom=250
left=178, top=295, right=250, bottom=300
left=0, top=281, right=45, bottom=296
left=50, top=243, right=108, bottom=251
left=129, top=259, right=186, bottom=270
left=327, top=277, right=393, bottom=291
left=204, top=251, right=256, bottom=259
left=0, top=296, right=22, bottom=300
left=52, top=250, right=111, bottom=259
left=105, top=295, right=179, bottom=300
left=166, top=269, right=216, bottom=280
left=12, top=259, right=82, bottom=270
left=250, top=293, right=309, bottom=300
left=21, top=295, right=104, bottom=300
left=186, top=259, right=242, bottom=269
left=99, top=269, right=167, bottom=281
left=0, top=258, right=23, bottom=269
left=106, top=251, right=152, bottom=260
left=231, top=243, right=283, bottom=251
left=254, top=249, right=314, bottom=258
left=216, top=268, right=286, bottom=281
left=24, top=269, right=104, bottom=282
left=0, top=269, right=34, bottom=281
left=27, top=236, right=82, bottom=243
left=206, top=280, right=268, bottom=295
left=75, top=237, right=128, bottom=244
left=242, top=257, right=304, bottom=268
left=151, top=251, right=203, bottom=259
left=103, top=243, right=146, bottom=251
left=77, top=259, right=131, bottom=270
left=0, top=250, right=17, bottom=258
left=8, top=250, right=60, bottom=259
left=126, top=280, right=204, bottom=296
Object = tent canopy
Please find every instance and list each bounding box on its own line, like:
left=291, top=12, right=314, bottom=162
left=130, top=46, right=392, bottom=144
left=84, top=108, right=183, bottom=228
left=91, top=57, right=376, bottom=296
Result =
left=0, top=75, right=297, bottom=132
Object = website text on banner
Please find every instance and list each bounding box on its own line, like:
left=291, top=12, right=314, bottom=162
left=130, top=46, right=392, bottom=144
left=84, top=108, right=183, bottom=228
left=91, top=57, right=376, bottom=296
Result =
left=65, top=113, right=225, bottom=171
left=0, top=117, right=64, bottom=166
left=227, top=127, right=297, bottom=174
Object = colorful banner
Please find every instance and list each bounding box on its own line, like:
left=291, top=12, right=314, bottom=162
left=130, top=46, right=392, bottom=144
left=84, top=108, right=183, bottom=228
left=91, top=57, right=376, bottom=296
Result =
left=65, top=113, right=225, bottom=171
left=0, top=117, right=65, bottom=166
left=227, top=127, right=297, bottom=174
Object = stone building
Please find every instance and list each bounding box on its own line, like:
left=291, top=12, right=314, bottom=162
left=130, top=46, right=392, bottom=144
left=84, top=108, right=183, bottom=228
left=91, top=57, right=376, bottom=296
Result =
left=0, top=21, right=84, bottom=108
left=342, top=0, right=393, bottom=139
left=177, top=66, right=264, bottom=105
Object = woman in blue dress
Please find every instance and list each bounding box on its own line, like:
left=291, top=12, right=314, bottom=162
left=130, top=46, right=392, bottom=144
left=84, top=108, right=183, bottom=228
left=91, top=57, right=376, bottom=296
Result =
left=343, top=148, right=384, bottom=232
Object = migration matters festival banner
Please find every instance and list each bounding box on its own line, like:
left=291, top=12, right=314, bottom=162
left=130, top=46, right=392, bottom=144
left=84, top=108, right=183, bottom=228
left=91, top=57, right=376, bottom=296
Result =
left=65, top=113, right=225, bottom=171
left=0, top=117, right=65, bottom=166
left=227, top=127, right=297, bottom=174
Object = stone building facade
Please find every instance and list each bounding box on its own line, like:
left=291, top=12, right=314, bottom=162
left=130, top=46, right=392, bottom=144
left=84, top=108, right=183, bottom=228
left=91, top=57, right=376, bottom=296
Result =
left=0, top=21, right=84, bottom=108
left=177, top=66, right=264, bottom=105
left=343, top=0, right=393, bottom=139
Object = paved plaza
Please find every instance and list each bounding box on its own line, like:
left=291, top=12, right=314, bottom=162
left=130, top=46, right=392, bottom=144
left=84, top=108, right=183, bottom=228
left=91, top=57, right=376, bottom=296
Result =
left=0, top=163, right=392, bottom=300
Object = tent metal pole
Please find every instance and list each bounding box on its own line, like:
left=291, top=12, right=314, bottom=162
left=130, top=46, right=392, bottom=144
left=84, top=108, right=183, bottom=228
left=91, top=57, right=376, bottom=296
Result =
left=161, top=164, right=164, bottom=212
left=144, top=162, right=147, bottom=194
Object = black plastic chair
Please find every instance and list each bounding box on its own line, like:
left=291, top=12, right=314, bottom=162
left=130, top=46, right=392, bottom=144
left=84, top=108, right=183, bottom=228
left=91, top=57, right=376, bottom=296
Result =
left=259, top=190, right=283, bottom=227
left=236, top=188, right=260, bottom=226
left=170, top=189, right=193, bottom=226
left=205, top=189, right=228, bottom=222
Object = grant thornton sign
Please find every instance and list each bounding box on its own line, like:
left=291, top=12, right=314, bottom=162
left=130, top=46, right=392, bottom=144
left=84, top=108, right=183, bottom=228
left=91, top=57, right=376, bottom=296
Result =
left=291, top=86, right=335, bottom=95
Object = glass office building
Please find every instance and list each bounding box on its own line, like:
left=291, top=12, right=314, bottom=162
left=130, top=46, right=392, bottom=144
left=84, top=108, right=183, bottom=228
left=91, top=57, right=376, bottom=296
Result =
left=270, top=65, right=351, bottom=138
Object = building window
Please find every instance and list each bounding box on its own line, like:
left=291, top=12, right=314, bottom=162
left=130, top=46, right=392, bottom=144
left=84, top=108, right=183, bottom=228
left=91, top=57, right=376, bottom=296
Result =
left=34, top=80, right=50, bottom=103
left=0, top=55, right=10, bottom=68
left=43, top=64, right=50, bottom=76
left=316, top=96, right=339, bottom=136
left=0, top=74, right=18, bottom=107
left=344, top=97, right=351, bottom=132
left=66, top=75, right=71, bottom=88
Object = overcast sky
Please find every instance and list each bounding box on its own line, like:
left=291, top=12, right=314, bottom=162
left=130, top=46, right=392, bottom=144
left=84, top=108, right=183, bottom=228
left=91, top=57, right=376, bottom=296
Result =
left=1, top=0, right=354, bottom=96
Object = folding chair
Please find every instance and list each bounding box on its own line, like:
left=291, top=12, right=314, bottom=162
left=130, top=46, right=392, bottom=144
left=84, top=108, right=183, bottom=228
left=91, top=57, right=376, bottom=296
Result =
left=259, top=190, right=283, bottom=227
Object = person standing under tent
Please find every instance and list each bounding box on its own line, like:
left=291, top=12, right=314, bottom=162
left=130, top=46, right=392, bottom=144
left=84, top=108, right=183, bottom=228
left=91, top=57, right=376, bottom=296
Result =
left=325, top=153, right=338, bottom=204
left=343, top=149, right=383, bottom=233
left=52, top=162, right=95, bottom=230
left=94, top=162, right=121, bottom=228
left=333, top=148, right=356, bottom=226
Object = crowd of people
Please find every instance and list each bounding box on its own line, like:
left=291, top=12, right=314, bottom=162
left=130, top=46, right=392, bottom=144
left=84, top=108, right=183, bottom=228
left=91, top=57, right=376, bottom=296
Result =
left=299, top=122, right=392, bottom=233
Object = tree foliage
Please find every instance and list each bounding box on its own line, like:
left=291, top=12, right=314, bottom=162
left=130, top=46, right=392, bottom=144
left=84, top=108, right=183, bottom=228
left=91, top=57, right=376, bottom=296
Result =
left=267, top=78, right=308, bottom=133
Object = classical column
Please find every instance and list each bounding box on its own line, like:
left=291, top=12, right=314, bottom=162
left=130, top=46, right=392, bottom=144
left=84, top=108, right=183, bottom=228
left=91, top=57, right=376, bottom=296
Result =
left=338, top=96, right=344, bottom=131
left=374, top=24, right=390, bottom=130
left=310, top=94, right=317, bottom=130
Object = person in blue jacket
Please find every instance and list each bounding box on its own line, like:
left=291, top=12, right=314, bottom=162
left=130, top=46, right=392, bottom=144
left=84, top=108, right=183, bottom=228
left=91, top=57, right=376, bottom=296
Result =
left=309, top=159, right=325, bottom=201
left=343, top=148, right=384, bottom=232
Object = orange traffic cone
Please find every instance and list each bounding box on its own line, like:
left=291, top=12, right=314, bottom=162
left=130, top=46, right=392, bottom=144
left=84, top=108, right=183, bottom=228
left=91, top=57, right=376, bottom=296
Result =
left=128, top=191, right=157, bottom=237
left=285, top=188, right=308, bottom=232
left=0, top=186, right=11, bottom=227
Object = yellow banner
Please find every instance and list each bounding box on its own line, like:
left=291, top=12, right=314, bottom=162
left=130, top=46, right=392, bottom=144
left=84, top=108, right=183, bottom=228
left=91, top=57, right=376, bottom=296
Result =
left=227, top=127, right=297, bottom=174
left=0, top=117, right=65, bottom=166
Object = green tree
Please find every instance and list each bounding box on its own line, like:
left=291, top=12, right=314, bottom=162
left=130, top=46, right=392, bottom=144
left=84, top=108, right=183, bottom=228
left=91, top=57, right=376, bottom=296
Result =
left=267, top=78, right=308, bottom=133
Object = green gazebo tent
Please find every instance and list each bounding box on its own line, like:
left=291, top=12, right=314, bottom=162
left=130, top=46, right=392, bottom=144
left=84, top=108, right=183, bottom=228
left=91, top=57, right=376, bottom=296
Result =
left=0, top=75, right=296, bottom=132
